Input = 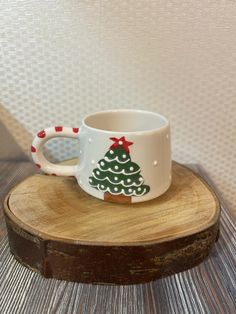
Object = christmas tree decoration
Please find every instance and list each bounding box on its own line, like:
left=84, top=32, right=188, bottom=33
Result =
left=89, top=136, right=150, bottom=203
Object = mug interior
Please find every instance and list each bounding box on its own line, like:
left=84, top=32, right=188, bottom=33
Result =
left=84, top=110, right=168, bottom=133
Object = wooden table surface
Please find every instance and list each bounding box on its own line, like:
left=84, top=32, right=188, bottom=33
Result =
left=0, top=121, right=235, bottom=314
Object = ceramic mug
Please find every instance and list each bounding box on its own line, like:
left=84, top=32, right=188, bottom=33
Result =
left=31, top=109, right=171, bottom=204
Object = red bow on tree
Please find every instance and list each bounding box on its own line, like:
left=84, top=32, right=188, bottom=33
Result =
left=109, top=136, right=133, bottom=153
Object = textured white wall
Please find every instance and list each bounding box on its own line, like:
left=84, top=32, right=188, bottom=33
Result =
left=0, top=1, right=236, bottom=210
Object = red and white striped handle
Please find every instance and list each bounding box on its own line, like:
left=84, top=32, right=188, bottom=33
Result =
left=31, top=126, right=79, bottom=176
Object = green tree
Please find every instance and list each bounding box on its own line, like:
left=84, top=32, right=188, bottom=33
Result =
left=89, top=137, right=150, bottom=200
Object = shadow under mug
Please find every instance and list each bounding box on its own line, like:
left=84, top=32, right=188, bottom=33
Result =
left=31, top=109, right=171, bottom=204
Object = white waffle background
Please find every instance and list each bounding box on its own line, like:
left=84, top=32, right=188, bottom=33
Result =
left=0, top=1, right=235, bottom=211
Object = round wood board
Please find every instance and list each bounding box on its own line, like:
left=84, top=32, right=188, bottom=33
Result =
left=4, top=160, right=220, bottom=285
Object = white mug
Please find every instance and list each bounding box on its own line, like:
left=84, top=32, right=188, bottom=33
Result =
left=31, top=109, right=171, bottom=204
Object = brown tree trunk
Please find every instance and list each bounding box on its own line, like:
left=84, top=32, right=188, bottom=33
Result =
left=104, top=192, right=132, bottom=204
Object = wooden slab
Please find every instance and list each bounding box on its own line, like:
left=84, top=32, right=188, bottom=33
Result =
left=4, top=161, right=220, bottom=284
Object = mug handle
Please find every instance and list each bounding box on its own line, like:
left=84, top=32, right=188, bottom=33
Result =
left=31, top=126, right=79, bottom=176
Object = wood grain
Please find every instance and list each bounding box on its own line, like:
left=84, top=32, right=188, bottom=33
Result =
left=4, top=161, right=220, bottom=284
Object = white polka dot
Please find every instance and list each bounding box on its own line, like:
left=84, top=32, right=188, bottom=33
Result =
left=122, top=154, right=126, bottom=158
left=138, top=187, right=141, bottom=191
left=114, top=187, right=118, bottom=191
left=153, top=160, right=158, bottom=166
left=96, top=170, right=100, bottom=174
left=101, top=161, right=105, bottom=166
left=115, top=165, right=119, bottom=170
left=104, top=156, right=109, bottom=161
left=128, top=188, right=132, bottom=192
left=139, top=177, right=142, bottom=181
left=89, top=178, right=92, bottom=182
left=114, top=176, right=118, bottom=180
left=88, top=138, right=92, bottom=143
left=127, top=178, right=131, bottom=182
left=101, top=185, right=104, bottom=188
left=118, top=140, right=123, bottom=145
left=130, top=166, right=134, bottom=171
left=110, top=150, right=114, bottom=154
left=91, top=160, right=95, bottom=164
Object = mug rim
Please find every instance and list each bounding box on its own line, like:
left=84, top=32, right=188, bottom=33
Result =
left=82, top=109, right=169, bottom=135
